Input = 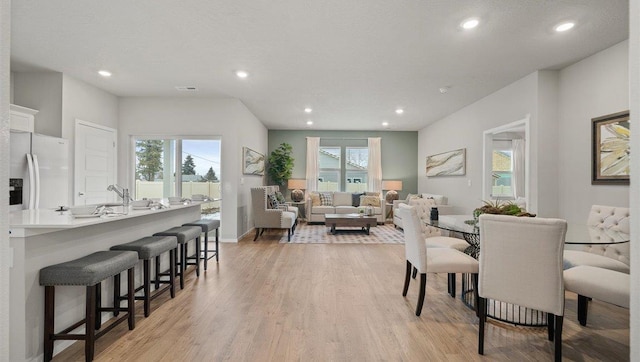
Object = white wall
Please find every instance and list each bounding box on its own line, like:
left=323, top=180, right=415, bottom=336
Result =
left=558, top=40, right=629, bottom=222
left=629, top=0, right=639, bottom=358
left=418, top=72, right=545, bottom=215
left=117, top=97, right=268, bottom=241
left=1, top=0, right=11, bottom=359
left=12, top=71, right=63, bottom=137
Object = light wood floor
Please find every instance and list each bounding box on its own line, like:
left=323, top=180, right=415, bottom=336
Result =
left=54, top=235, right=630, bottom=361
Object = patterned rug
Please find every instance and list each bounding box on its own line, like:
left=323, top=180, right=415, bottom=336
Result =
left=277, top=222, right=405, bottom=244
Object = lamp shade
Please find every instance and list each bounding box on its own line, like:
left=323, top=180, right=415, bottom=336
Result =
left=382, top=180, right=402, bottom=191
left=287, top=179, right=306, bottom=190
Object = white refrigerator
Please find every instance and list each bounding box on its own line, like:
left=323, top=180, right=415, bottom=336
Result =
left=9, top=131, right=69, bottom=211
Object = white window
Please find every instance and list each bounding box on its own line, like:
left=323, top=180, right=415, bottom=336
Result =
left=318, top=145, right=369, bottom=192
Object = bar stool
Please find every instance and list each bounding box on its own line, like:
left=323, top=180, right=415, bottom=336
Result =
left=39, top=250, right=138, bottom=362
left=110, top=235, right=178, bottom=317
left=182, top=219, right=220, bottom=270
left=154, top=226, right=202, bottom=289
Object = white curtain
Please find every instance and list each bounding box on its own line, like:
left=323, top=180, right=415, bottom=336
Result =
left=367, top=137, right=382, bottom=194
left=512, top=139, right=525, bottom=199
left=305, top=137, right=320, bottom=192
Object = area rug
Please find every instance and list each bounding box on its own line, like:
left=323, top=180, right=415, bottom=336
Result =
left=278, top=223, right=405, bottom=244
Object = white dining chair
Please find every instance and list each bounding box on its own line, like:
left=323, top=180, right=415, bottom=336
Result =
left=478, top=214, right=567, bottom=361
left=399, top=206, right=478, bottom=316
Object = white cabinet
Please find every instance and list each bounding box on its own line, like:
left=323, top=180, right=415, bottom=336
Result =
left=10, top=104, right=38, bottom=133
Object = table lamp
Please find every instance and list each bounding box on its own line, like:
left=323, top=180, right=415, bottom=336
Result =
left=287, top=179, right=306, bottom=202
left=382, top=180, right=403, bottom=204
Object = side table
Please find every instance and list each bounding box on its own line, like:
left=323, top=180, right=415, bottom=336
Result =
left=385, top=203, right=394, bottom=222
left=287, top=201, right=306, bottom=221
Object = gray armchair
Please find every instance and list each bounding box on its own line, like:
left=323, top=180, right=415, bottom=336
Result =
left=251, top=187, right=297, bottom=242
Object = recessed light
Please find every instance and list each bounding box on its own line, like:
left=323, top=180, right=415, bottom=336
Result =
left=439, top=86, right=450, bottom=94
left=382, top=122, right=389, bottom=127
left=98, top=70, right=112, bottom=77
left=235, top=70, right=249, bottom=79
left=395, top=108, right=404, bottom=115
left=304, top=108, right=312, bottom=113
left=306, top=120, right=313, bottom=125
left=554, top=22, right=575, bottom=32
left=461, top=18, right=479, bottom=30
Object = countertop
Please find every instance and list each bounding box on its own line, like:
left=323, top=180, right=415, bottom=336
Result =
left=9, top=202, right=202, bottom=235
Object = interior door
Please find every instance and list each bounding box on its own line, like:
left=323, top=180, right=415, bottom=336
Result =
left=74, top=120, right=117, bottom=205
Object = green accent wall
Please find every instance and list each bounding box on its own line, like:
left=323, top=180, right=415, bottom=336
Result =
left=268, top=130, right=418, bottom=200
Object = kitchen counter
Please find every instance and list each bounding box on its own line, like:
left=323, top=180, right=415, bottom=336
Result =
left=9, top=202, right=202, bottom=361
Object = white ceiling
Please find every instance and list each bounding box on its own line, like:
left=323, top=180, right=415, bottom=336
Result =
left=10, top=1, right=629, bottom=131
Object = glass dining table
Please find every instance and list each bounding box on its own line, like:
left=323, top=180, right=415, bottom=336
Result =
left=426, top=214, right=630, bottom=326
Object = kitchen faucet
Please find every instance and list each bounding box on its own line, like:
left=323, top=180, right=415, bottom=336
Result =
left=107, top=184, right=133, bottom=202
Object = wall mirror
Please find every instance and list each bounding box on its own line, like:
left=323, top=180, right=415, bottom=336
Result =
left=482, top=115, right=531, bottom=212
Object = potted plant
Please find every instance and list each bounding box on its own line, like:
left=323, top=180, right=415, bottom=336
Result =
left=473, top=199, right=535, bottom=222
left=268, top=143, right=294, bottom=186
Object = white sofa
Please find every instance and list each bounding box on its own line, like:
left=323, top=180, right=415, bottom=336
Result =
left=306, top=191, right=386, bottom=224
left=393, top=193, right=453, bottom=229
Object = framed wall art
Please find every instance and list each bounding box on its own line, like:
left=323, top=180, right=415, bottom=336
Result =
left=243, top=147, right=265, bottom=176
left=592, top=111, right=629, bottom=185
left=426, top=148, right=466, bottom=177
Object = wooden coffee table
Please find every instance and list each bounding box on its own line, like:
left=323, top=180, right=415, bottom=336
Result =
left=325, top=214, right=377, bottom=235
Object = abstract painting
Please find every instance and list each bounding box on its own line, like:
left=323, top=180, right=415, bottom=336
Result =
left=426, top=148, right=466, bottom=177
left=592, top=111, right=629, bottom=185
left=243, top=147, right=265, bottom=176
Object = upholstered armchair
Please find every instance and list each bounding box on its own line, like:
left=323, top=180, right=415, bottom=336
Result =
left=563, top=205, right=630, bottom=273
left=251, top=187, right=297, bottom=242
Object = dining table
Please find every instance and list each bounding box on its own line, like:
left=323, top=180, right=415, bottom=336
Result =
left=425, top=214, right=630, bottom=327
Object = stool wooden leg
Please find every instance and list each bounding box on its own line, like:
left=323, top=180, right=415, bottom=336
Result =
left=95, top=282, right=102, bottom=330
left=169, top=248, right=176, bottom=298
left=215, top=228, right=219, bottom=262
left=44, top=286, right=55, bottom=362
left=143, top=259, right=151, bottom=317
left=179, top=244, right=185, bottom=289
left=195, top=236, right=201, bottom=277
left=155, top=255, right=161, bottom=290
left=127, top=268, right=135, bottom=330
left=113, top=274, right=121, bottom=317
left=86, top=285, right=96, bottom=362
left=203, top=231, right=209, bottom=271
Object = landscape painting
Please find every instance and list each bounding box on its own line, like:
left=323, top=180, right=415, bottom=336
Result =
left=426, top=148, right=466, bottom=177
left=592, top=111, right=630, bottom=185
left=243, top=147, right=265, bottom=176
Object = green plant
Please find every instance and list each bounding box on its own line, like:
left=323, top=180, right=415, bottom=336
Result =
left=268, top=143, right=294, bottom=186
left=473, top=199, right=535, bottom=219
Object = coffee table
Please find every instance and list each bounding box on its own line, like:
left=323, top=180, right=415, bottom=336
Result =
left=325, top=214, right=376, bottom=235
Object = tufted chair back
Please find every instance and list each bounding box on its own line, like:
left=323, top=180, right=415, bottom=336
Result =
left=583, top=205, right=630, bottom=265
left=407, top=198, right=442, bottom=238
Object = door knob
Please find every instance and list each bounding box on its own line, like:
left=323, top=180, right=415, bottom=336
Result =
left=78, top=192, right=85, bottom=196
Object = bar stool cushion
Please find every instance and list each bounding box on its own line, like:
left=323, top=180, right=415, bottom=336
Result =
left=39, top=251, right=138, bottom=287
left=154, top=226, right=202, bottom=244
left=183, top=219, right=220, bottom=232
left=110, top=236, right=178, bottom=260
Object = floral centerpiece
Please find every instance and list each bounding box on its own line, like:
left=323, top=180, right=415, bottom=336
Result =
left=472, top=199, right=536, bottom=221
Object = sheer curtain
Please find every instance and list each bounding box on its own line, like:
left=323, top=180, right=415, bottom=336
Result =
left=367, top=137, right=382, bottom=194
left=512, top=139, right=525, bottom=199
left=305, top=137, right=320, bottom=192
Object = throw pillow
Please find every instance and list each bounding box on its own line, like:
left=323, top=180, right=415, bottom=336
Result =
left=275, top=191, right=286, bottom=203
left=310, top=192, right=321, bottom=206
left=360, top=195, right=380, bottom=207
left=319, top=192, right=333, bottom=206
left=267, top=194, right=279, bottom=209
left=406, top=193, right=422, bottom=201
left=365, top=192, right=380, bottom=197
left=351, top=192, right=364, bottom=207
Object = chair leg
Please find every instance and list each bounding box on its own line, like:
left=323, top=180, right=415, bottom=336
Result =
left=44, top=286, right=55, bottom=362
left=86, top=285, right=96, bottom=362
left=143, top=259, right=151, bottom=317
left=448, top=273, right=456, bottom=298
left=179, top=244, right=185, bottom=289
left=195, top=237, right=201, bottom=277
left=402, top=260, right=412, bottom=296
left=203, top=231, right=209, bottom=271
left=547, top=313, right=555, bottom=341
left=577, top=294, right=589, bottom=326
left=254, top=228, right=260, bottom=241
left=412, top=266, right=417, bottom=279
left=554, top=315, right=563, bottom=362
left=478, top=297, right=486, bottom=355
left=416, top=273, right=427, bottom=316
left=155, top=255, right=161, bottom=290
left=288, top=228, right=291, bottom=242
left=95, top=281, right=102, bottom=330
left=472, top=273, right=479, bottom=317
left=127, top=268, right=136, bottom=330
